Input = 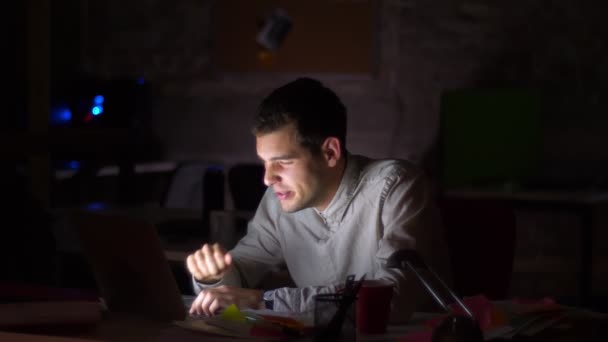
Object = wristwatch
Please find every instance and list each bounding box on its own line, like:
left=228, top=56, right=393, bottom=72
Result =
left=262, top=290, right=275, bottom=310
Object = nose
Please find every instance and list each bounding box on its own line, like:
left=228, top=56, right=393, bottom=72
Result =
left=263, top=164, right=279, bottom=186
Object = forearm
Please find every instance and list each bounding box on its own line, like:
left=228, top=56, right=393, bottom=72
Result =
left=270, top=284, right=341, bottom=314
left=191, top=256, right=276, bottom=294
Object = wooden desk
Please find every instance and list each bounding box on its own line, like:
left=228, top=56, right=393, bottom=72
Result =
left=445, top=189, right=608, bottom=307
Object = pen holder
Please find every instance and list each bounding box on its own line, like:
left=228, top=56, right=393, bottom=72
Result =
left=313, top=293, right=356, bottom=342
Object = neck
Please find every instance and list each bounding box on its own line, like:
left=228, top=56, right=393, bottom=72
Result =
left=315, top=156, right=348, bottom=212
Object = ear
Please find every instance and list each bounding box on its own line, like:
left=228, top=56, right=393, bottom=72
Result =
left=321, top=137, right=342, bottom=167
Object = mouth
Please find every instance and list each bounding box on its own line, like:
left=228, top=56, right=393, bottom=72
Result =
left=275, top=190, right=293, bottom=201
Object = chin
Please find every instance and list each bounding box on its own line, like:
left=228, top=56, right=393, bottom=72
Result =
left=281, top=200, right=306, bottom=213
left=281, top=204, right=299, bottom=213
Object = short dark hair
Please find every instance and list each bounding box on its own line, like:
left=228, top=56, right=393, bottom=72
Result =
left=252, top=78, right=347, bottom=155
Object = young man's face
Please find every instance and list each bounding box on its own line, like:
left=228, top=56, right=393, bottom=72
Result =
left=256, top=124, right=335, bottom=213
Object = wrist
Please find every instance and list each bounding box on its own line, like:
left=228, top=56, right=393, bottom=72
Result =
left=196, top=275, right=222, bottom=285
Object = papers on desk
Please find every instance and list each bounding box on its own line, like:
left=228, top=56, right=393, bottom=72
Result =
left=488, top=298, right=608, bottom=339
left=176, top=304, right=312, bottom=339
left=400, top=295, right=608, bottom=342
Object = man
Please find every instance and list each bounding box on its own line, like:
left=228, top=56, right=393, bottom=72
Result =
left=186, top=78, right=451, bottom=322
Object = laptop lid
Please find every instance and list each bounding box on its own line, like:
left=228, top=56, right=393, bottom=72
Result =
left=70, top=210, right=187, bottom=322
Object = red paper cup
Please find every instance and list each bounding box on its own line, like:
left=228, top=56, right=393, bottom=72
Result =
left=356, top=279, right=394, bottom=334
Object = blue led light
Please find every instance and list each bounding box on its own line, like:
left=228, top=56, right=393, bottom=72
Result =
left=51, top=106, right=72, bottom=124
left=93, top=95, right=105, bottom=105
left=86, top=202, right=107, bottom=210
left=59, top=108, right=71, bottom=120
left=91, top=106, right=103, bottom=115
left=137, top=76, right=145, bottom=85
left=68, top=160, right=80, bottom=169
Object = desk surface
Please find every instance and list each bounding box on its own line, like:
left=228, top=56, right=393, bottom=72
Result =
left=2, top=312, right=605, bottom=342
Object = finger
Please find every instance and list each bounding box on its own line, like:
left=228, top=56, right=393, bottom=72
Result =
left=189, top=292, right=205, bottom=315
left=186, top=254, right=195, bottom=274
left=202, top=244, right=220, bottom=276
left=186, top=255, right=204, bottom=280
left=208, top=298, right=222, bottom=316
left=212, top=244, right=227, bottom=270
left=224, top=252, right=232, bottom=267
left=194, top=249, right=210, bottom=279
left=202, top=248, right=220, bottom=277
left=189, top=294, right=200, bottom=315
left=201, top=290, right=217, bottom=316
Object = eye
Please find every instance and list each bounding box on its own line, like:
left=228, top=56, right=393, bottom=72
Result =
left=278, top=160, right=293, bottom=166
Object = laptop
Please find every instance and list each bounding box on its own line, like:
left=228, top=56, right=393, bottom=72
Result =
left=69, top=209, right=189, bottom=322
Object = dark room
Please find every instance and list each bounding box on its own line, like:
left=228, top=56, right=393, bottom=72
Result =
left=3, top=0, right=608, bottom=341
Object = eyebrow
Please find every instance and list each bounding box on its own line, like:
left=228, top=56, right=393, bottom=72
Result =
left=258, top=153, right=298, bottom=162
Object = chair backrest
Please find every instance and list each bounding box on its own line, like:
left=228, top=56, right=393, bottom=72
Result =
left=439, top=197, right=517, bottom=300
left=162, top=162, right=225, bottom=228
left=163, top=163, right=217, bottom=210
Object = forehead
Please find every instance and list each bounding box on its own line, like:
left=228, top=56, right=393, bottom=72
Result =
left=255, top=124, right=305, bottom=159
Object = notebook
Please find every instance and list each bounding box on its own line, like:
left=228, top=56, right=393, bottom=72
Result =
left=70, top=209, right=188, bottom=322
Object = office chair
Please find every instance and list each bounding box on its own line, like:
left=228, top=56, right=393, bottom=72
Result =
left=157, top=162, right=225, bottom=241
left=207, top=163, right=265, bottom=249
left=438, top=198, right=517, bottom=300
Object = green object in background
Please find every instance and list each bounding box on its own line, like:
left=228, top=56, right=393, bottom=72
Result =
left=440, top=88, right=542, bottom=189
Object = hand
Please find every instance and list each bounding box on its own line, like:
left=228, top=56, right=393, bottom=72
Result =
left=189, top=285, right=263, bottom=316
left=186, top=243, right=233, bottom=283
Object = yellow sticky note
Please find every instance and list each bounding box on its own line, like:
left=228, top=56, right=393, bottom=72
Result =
left=220, top=304, right=247, bottom=322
